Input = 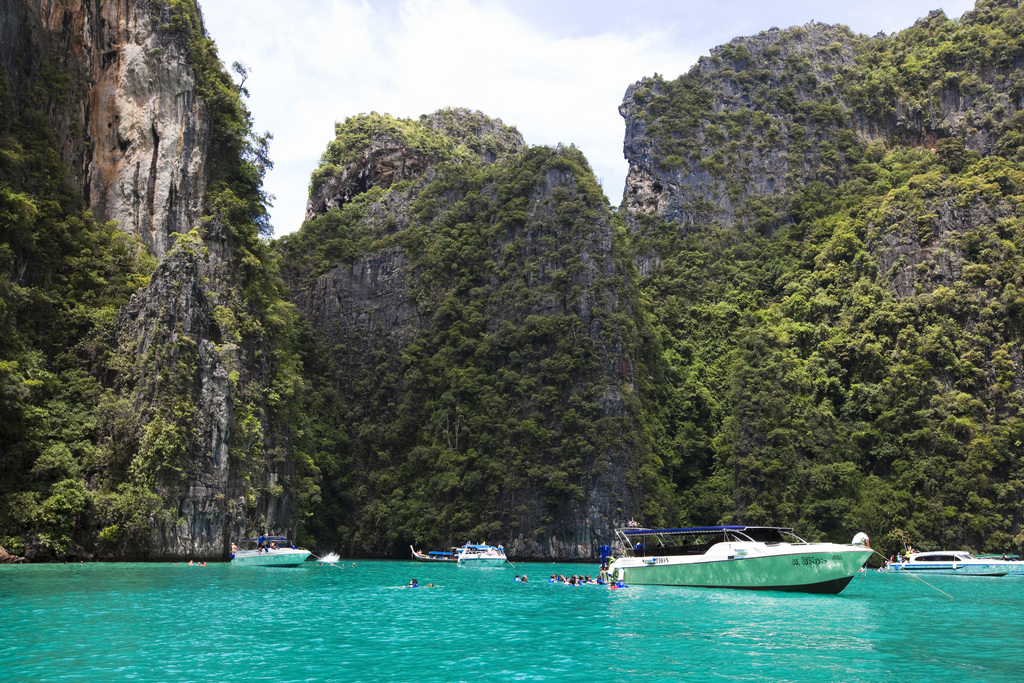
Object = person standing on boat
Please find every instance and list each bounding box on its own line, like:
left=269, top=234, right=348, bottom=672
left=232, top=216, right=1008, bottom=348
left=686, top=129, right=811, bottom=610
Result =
left=852, top=532, right=870, bottom=549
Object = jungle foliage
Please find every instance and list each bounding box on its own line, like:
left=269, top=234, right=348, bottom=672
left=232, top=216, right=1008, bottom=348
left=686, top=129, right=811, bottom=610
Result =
left=628, top=0, right=1024, bottom=557
left=280, top=123, right=656, bottom=554
left=0, top=64, right=156, bottom=554
left=5, top=0, right=1024, bottom=562
left=0, top=0, right=310, bottom=557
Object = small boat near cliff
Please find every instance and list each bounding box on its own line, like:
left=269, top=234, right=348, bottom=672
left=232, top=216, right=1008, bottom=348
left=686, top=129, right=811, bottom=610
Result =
left=231, top=536, right=310, bottom=567
left=605, top=526, right=872, bottom=594
left=456, top=543, right=508, bottom=567
left=885, top=550, right=1014, bottom=576
left=410, top=546, right=457, bottom=562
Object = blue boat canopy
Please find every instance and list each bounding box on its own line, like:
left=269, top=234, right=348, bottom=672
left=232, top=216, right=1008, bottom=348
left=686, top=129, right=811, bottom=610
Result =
left=620, top=525, right=795, bottom=538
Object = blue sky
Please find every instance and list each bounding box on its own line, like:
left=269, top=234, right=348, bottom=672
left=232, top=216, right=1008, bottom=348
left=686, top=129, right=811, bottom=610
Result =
left=200, top=0, right=978, bottom=236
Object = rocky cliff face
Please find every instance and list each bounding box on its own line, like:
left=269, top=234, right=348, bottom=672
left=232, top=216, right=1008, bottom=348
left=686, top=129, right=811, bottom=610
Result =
left=17, top=0, right=208, bottom=259
left=281, top=112, right=650, bottom=559
left=620, top=6, right=1024, bottom=292
left=619, top=21, right=862, bottom=271
left=616, top=1, right=1024, bottom=550
left=1, top=0, right=295, bottom=560
left=109, top=223, right=295, bottom=561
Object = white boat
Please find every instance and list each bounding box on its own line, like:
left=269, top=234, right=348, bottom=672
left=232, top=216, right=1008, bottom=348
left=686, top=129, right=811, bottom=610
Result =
left=456, top=543, right=507, bottom=567
left=605, top=526, right=872, bottom=594
left=231, top=536, right=310, bottom=567
left=885, top=550, right=1013, bottom=576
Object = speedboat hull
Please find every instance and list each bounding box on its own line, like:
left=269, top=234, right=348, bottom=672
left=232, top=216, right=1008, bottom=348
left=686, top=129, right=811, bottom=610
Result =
left=456, top=556, right=507, bottom=568
left=610, top=544, right=871, bottom=594
left=231, top=548, right=310, bottom=567
left=888, top=565, right=1008, bottom=576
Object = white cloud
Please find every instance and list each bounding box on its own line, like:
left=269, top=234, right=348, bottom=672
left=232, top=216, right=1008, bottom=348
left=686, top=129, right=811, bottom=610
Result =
left=199, top=0, right=975, bottom=235
left=201, top=0, right=694, bottom=234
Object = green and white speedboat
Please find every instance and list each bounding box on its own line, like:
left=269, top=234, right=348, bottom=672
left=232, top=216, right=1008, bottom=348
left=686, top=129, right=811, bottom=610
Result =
left=230, top=536, right=310, bottom=567
left=606, top=526, right=872, bottom=594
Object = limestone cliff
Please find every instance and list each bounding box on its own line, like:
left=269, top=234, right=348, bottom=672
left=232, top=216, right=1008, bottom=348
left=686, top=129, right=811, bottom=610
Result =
left=0, top=0, right=296, bottom=561
left=280, top=111, right=652, bottom=559
left=616, top=0, right=1024, bottom=550
left=12, top=0, right=207, bottom=259
left=620, top=7, right=1024, bottom=293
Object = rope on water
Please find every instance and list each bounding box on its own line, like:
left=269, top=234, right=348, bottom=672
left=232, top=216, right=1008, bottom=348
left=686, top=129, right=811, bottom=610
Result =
left=874, top=549, right=954, bottom=600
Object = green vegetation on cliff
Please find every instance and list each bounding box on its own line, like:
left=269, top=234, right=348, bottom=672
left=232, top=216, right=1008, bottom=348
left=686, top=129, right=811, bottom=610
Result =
left=281, top=115, right=653, bottom=554
left=627, top=0, right=1024, bottom=556
left=1, top=0, right=309, bottom=559
left=5, top=0, right=1024, bottom=562
left=0, top=65, right=156, bottom=554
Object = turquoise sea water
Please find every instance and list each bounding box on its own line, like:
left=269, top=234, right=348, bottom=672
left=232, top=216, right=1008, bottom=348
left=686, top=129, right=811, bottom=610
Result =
left=2, top=560, right=1022, bottom=681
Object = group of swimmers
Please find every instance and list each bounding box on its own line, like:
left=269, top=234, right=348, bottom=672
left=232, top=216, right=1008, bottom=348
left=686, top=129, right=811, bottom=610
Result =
left=548, top=574, right=601, bottom=585
left=548, top=573, right=628, bottom=588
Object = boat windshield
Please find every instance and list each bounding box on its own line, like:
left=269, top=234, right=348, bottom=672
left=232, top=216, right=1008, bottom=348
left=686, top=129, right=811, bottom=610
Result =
left=912, top=552, right=973, bottom=562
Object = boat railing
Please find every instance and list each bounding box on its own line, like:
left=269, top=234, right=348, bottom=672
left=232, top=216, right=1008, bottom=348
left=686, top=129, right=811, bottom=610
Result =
left=777, top=529, right=809, bottom=545
left=613, top=525, right=806, bottom=557
left=723, top=529, right=756, bottom=544
left=236, top=537, right=304, bottom=552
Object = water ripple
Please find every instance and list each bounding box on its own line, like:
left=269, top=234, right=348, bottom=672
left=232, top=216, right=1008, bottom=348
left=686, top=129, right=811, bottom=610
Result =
left=3, top=562, right=1023, bottom=681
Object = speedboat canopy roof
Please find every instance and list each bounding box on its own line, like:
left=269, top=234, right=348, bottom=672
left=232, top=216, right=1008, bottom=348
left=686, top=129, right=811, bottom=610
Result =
left=619, top=525, right=796, bottom=539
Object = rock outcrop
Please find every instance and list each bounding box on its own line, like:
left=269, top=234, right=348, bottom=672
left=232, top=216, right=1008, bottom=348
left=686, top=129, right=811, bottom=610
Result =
left=282, top=114, right=646, bottom=559
left=619, top=8, right=1024, bottom=289
left=306, top=108, right=526, bottom=219
left=620, top=22, right=861, bottom=252
left=0, top=545, right=26, bottom=563
left=16, top=0, right=208, bottom=259
left=1, top=0, right=296, bottom=560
